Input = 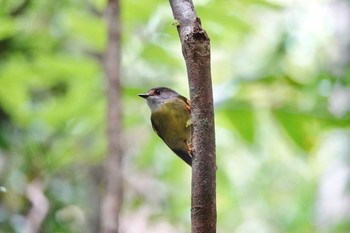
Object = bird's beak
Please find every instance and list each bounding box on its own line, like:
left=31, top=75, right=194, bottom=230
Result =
left=138, top=93, right=149, bottom=99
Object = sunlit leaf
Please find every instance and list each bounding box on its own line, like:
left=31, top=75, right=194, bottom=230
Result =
left=273, top=110, right=350, bottom=151
left=217, top=107, right=256, bottom=143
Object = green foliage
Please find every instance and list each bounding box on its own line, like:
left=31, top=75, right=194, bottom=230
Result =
left=218, top=108, right=256, bottom=143
left=274, top=110, right=350, bottom=151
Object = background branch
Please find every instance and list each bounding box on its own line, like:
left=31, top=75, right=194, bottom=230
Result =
left=10, top=0, right=32, bottom=16
left=100, top=0, right=123, bottom=232
left=24, top=180, right=49, bottom=233
left=169, top=0, right=216, bottom=232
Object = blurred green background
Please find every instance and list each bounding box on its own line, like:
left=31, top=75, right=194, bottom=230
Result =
left=0, top=0, right=350, bottom=232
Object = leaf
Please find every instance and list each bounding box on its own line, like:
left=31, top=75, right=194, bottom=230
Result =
left=218, top=108, right=256, bottom=143
left=273, top=110, right=350, bottom=151
left=0, top=17, right=16, bottom=40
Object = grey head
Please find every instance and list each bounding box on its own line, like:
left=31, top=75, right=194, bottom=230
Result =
left=138, top=87, right=180, bottom=112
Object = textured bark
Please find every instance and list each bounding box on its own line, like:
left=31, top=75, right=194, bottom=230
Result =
left=169, top=0, right=216, bottom=232
left=100, top=0, right=123, bottom=232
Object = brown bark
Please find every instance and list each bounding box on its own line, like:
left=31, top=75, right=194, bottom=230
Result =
left=169, top=0, right=216, bottom=232
left=100, top=0, right=123, bottom=232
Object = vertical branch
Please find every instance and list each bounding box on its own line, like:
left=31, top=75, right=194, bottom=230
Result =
left=169, top=0, right=216, bottom=233
left=101, top=0, right=123, bottom=232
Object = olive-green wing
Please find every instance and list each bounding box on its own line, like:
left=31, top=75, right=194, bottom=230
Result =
left=150, top=109, right=192, bottom=166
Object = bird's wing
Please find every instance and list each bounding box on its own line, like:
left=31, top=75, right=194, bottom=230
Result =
left=150, top=100, right=192, bottom=167
left=150, top=96, right=189, bottom=138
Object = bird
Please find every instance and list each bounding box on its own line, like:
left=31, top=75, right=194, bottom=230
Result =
left=139, top=87, right=192, bottom=166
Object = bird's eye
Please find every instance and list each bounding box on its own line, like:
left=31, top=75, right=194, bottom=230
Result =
left=154, top=89, right=160, bottom=95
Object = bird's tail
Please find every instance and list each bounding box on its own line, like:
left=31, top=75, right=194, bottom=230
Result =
left=173, top=149, right=192, bottom=166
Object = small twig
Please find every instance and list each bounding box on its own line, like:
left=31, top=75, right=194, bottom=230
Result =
left=24, top=180, right=49, bottom=233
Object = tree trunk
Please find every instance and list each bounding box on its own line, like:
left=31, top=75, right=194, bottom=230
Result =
left=100, top=0, right=123, bottom=232
left=169, top=1, right=216, bottom=232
